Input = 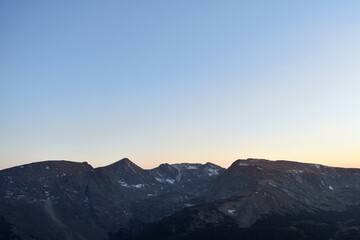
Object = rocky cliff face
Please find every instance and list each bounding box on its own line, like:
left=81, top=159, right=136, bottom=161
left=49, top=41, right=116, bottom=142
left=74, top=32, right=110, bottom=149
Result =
left=0, top=158, right=359, bottom=240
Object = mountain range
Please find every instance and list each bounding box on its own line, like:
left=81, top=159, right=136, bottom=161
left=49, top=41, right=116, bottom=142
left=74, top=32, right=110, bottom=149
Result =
left=0, top=158, right=359, bottom=240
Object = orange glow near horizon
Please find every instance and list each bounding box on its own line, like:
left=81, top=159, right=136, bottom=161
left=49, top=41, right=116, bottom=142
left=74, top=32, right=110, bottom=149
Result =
left=1, top=1, right=360, bottom=172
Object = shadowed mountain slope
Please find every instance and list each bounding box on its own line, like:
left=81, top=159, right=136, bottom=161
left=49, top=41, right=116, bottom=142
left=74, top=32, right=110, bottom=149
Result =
left=0, top=158, right=359, bottom=240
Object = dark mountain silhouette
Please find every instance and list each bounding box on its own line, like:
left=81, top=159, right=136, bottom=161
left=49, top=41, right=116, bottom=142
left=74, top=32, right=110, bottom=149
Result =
left=0, top=158, right=359, bottom=240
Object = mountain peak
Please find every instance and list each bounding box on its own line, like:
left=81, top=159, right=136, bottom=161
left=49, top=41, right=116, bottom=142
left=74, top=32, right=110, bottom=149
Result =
left=109, top=158, right=138, bottom=167
left=98, top=158, right=145, bottom=174
left=204, top=162, right=222, bottom=168
left=118, top=157, right=132, bottom=164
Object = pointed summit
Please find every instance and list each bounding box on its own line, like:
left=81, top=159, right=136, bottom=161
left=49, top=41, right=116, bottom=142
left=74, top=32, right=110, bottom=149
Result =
left=204, top=162, right=222, bottom=168
left=97, top=158, right=156, bottom=185
left=112, top=157, right=132, bottom=165
left=117, top=158, right=133, bottom=165
left=108, top=158, right=141, bottom=169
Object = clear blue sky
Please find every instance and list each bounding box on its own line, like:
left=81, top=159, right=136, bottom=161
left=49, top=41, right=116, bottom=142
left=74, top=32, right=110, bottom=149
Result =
left=1, top=1, right=360, bottom=169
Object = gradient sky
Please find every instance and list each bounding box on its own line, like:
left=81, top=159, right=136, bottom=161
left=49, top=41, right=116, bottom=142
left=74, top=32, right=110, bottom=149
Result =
left=1, top=1, right=360, bottom=170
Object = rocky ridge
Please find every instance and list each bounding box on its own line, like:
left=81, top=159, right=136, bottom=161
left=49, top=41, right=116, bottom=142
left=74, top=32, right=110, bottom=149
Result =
left=0, top=158, right=359, bottom=240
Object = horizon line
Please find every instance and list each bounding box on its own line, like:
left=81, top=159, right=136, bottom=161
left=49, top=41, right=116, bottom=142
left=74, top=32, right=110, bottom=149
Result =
left=1, top=157, right=359, bottom=172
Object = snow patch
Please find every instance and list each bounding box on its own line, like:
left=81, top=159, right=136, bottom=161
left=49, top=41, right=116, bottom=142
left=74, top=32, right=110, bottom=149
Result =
left=228, top=209, right=236, bottom=214
left=238, top=162, right=249, bottom=166
left=155, top=177, right=163, bottom=182
left=155, top=177, right=175, bottom=184
left=171, top=165, right=183, bottom=182
left=165, top=179, right=175, bottom=184
left=185, top=165, right=198, bottom=170
left=118, top=180, right=146, bottom=189
left=268, top=182, right=277, bottom=187
left=208, top=168, right=219, bottom=176
left=289, top=169, right=304, bottom=174
left=185, top=204, right=195, bottom=207
left=118, top=180, right=129, bottom=187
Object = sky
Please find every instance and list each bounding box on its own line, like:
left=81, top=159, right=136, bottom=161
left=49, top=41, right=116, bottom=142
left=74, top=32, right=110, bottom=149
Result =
left=1, top=1, right=360, bottom=170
